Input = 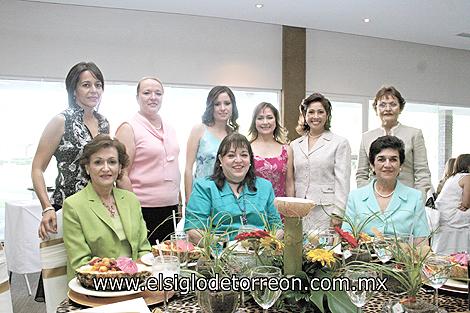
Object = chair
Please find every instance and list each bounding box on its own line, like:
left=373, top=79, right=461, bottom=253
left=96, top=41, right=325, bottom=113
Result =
left=40, top=210, right=68, bottom=313
left=0, top=246, right=14, bottom=313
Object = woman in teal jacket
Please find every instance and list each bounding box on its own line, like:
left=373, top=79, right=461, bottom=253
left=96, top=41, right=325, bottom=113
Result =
left=185, top=133, right=282, bottom=243
left=63, top=135, right=150, bottom=280
left=342, top=136, right=429, bottom=241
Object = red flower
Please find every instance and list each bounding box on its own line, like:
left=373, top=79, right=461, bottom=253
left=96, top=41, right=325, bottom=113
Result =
left=334, top=226, right=358, bottom=248
left=234, top=230, right=270, bottom=241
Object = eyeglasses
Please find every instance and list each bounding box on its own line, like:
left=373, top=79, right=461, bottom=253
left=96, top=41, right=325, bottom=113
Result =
left=377, top=102, right=399, bottom=110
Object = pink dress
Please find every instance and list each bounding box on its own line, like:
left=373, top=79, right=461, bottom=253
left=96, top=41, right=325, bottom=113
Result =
left=254, top=145, right=288, bottom=197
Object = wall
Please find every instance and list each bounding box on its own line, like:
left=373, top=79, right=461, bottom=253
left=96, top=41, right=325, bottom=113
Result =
left=307, top=29, right=470, bottom=107
left=0, top=0, right=282, bottom=89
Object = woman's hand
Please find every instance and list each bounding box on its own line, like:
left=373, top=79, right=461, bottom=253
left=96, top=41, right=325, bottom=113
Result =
left=39, top=210, right=57, bottom=240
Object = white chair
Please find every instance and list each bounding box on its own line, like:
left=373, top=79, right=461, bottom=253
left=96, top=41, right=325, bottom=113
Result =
left=40, top=210, right=68, bottom=313
left=0, top=246, right=14, bottom=313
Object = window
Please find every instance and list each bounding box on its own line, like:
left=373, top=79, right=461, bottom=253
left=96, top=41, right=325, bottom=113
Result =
left=450, top=106, right=470, bottom=157
left=0, top=78, right=279, bottom=239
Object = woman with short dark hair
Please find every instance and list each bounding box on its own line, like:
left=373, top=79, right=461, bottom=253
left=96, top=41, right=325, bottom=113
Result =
left=343, top=135, right=429, bottom=240
left=184, top=133, right=282, bottom=244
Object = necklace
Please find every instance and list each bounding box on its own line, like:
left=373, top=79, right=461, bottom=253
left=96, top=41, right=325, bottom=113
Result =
left=308, top=132, right=322, bottom=139
left=374, top=182, right=394, bottom=198
left=101, top=196, right=117, bottom=217
left=154, top=123, right=162, bottom=130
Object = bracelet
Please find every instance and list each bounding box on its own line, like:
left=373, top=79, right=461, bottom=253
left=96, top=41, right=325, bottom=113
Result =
left=42, top=206, right=55, bottom=216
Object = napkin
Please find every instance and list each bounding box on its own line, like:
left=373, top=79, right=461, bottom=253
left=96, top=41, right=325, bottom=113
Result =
left=73, top=297, right=151, bottom=313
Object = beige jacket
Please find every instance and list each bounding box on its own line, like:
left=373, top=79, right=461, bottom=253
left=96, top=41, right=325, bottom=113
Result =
left=356, top=123, right=433, bottom=197
left=291, top=131, right=351, bottom=230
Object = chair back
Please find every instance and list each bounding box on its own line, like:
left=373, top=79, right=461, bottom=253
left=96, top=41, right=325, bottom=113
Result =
left=0, top=246, right=14, bottom=313
left=40, top=210, right=68, bottom=313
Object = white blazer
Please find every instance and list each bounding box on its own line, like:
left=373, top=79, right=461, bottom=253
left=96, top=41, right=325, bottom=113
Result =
left=356, top=123, right=432, bottom=198
left=291, top=131, right=351, bottom=230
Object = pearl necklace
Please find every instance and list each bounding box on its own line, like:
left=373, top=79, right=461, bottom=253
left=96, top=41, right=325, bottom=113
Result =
left=308, top=132, right=322, bottom=139
left=374, top=182, right=394, bottom=198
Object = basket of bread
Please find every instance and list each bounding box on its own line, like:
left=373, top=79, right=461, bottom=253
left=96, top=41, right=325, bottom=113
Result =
left=448, top=252, right=468, bottom=281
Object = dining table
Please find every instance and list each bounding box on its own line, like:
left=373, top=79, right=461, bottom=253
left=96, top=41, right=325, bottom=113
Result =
left=56, top=288, right=468, bottom=313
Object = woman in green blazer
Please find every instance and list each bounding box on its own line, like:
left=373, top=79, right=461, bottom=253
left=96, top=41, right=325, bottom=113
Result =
left=63, top=135, right=151, bottom=280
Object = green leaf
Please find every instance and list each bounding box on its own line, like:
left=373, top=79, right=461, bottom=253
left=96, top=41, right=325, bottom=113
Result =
left=326, top=290, right=356, bottom=313
left=309, top=291, right=325, bottom=313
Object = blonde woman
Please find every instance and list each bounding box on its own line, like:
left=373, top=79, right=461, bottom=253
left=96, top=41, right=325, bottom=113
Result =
left=248, top=102, right=294, bottom=197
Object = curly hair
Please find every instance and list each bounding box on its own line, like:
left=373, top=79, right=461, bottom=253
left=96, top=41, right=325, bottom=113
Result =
left=201, top=86, right=239, bottom=132
left=79, top=135, right=129, bottom=181
left=248, top=102, right=288, bottom=144
left=368, top=135, right=405, bottom=166
left=296, top=92, right=332, bottom=135
left=211, top=133, right=257, bottom=193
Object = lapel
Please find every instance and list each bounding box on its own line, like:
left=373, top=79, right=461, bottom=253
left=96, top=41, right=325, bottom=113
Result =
left=298, top=135, right=309, bottom=157
left=85, top=183, right=117, bottom=234
left=362, top=181, right=382, bottom=220
left=113, top=188, right=133, bottom=243
left=383, top=180, right=407, bottom=219
left=306, top=131, right=333, bottom=155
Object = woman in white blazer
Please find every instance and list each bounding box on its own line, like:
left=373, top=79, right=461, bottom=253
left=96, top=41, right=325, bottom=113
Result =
left=356, top=86, right=432, bottom=199
left=291, top=93, right=351, bottom=231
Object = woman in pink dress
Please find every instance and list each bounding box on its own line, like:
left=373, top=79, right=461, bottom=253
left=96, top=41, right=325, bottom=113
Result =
left=248, top=102, right=294, bottom=197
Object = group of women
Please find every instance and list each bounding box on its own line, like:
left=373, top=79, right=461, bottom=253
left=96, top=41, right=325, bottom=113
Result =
left=32, top=61, right=467, bottom=280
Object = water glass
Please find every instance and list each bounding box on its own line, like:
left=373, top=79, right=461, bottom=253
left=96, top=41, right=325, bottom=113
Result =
left=318, top=228, right=338, bottom=250
left=422, top=255, right=451, bottom=306
left=170, top=232, right=189, bottom=267
left=153, top=255, right=180, bottom=313
left=213, top=230, right=229, bottom=256
left=250, top=266, right=282, bottom=313
left=344, top=268, right=377, bottom=313
left=372, top=237, right=393, bottom=263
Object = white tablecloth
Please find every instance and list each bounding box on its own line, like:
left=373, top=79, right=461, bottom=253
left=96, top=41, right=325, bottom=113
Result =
left=4, top=199, right=42, bottom=273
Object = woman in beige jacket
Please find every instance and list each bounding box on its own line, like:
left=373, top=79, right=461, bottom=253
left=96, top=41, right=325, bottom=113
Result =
left=356, top=86, right=432, bottom=199
left=291, top=93, right=351, bottom=231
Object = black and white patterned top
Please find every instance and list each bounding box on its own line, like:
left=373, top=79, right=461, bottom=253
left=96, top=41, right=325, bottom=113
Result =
left=50, top=105, right=109, bottom=207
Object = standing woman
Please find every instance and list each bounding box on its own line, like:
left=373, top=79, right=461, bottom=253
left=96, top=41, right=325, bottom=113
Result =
left=32, top=62, right=109, bottom=240
left=184, top=86, right=239, bottom=203
left=248, top=102, right=294, bottom=197
left=115, top=77, right=180, bottom=244
left=356, top=86, right=432, bottom=198
left=291, top=93, right=351, bottom=231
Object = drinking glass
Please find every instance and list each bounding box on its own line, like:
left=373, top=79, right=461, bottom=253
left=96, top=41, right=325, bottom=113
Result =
left=152, top=255, right=180, bottom=313
left=170, top=232, right=189, bottom=268
left=213, top=230, right=229, bottom=256
left=372, top=237, right=393, bottom=263
left=344, top=268, right=377, bottom=313
left=422, top=255, right=451, bottom=307
left=250, top=266, right=282, bottom=313
left=318, top=227, right=338, bottom=250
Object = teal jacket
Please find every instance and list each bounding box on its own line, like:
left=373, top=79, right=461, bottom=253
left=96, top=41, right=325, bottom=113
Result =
left=184, top=177, right=282, bottom=240
left=342, top=179, right=430, bottom=238
left=63, top=183, right=151, bottom=280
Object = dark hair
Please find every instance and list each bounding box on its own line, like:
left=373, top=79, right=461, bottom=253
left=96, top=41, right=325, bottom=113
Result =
left=369, top=135, right=405, bottom=166
left=248, top=102, right=288, bottom=144
left=136, top=77, right=164, bottom=94
left=79, top=135, right=129, bottom=180
left=65, top=62, right=104, bottom=108
left=296, top=92, right=332, bottom=135
left=211, top=133, right=257, bottom=192
left=373, top=85, right=406, bottom=112
left=451, top=154, right=470, bottom=175
left=201, top=86, right=239, bottom=132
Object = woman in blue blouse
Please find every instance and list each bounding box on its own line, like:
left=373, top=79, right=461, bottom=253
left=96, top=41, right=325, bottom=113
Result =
left=185, top=133, right=282, bottom=243
left=342, top=135, right=429, bottom=241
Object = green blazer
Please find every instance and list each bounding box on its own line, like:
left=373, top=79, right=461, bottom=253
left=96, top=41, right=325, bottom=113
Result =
left=63, top=183, right=151, bottom=280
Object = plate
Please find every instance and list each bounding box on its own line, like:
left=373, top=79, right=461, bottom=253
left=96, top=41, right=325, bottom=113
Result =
left=70, top=264, right=151, bottom=298
left=141, top=252, right=197, bottom=267
left=69, top=278, right=142, bottom=297
left=68, top=289, right=173, bottom=307
left=439, top=278, right=468, bottom=294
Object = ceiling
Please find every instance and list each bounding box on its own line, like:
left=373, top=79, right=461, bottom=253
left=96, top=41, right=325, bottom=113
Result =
left=27, top=0, right=470, bottom=51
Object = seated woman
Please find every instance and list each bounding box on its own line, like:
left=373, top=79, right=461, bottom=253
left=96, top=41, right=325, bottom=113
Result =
left=432, top=154, right=470, bottom=254
left=342, top=135, right=429, bottom=241
left=184, top=133, right=282, bottom=243
left=63, top=135, right=151, bottom=280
